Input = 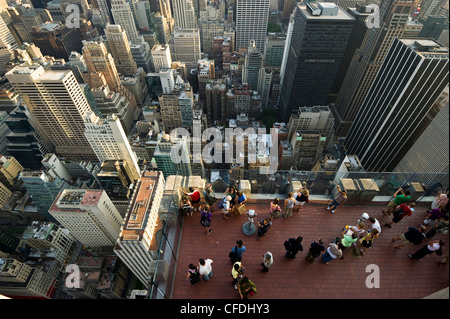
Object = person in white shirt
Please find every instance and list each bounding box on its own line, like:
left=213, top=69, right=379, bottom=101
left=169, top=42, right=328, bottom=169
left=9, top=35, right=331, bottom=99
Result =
left=199, top=258, right=213, bottom=281
left=368, top=217, right=381, bottom=236
left=408, top=240, right=445, bottom=260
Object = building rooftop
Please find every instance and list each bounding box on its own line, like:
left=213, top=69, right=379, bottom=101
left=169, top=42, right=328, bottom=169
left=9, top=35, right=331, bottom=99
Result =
left=119, top=172, right=158, bottom=241
left=171, top=199, right=449, bottom=299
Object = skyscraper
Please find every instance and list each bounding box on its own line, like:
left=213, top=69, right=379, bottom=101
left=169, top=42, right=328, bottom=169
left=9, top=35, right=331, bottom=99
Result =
left=344, top=38, right=449, bottom=172
left=84, top=113, right=141, bottom=182
left=110, top=0, right=139, bottom=43
left=49, top=189, right=124, bottom=247
left=82, top=40, right=122, bottom=90
left=30, top=21, right=83, bottom=61
left=105, top=24, right=138, bottom=76
left=6, top=65, right=98, bottom=162
left=236, top=0, right=270, bottom=53
left=331, top=0, right=414, bottom=137
left=0, top=13, right=18, bottom=76
left=172, top=0, right=198, bottom=29
left=113, top=170, right=165, bottom=288
left=170, top=28, right=202, bottom=70
left=279, top=2, right=355, bottom=121
left=242, top=39, right=263, bottom=91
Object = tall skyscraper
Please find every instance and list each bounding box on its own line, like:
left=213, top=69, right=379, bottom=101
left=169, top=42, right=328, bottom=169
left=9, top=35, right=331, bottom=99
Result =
left=344, top=38, right=449, bottom=172
left=49, top=189, right=124, bottom=247
left=82, top=40, right=122, bottom=90
left=279, top=2, right=355, bottom=121
left=113, top=170, right=165, bottom=288
left=236, top=0, right=270, bottom=53
left=6, top=65, right=98, bottom=162
left=172, top=0, right=198, bottom=29
left=105, top=24, right=138, bottom=76
left=330, top=4, right=374, bottom=98
left=242, top=40, right=263, bottom=91
left=331, top=0, right=414, bottom=137
left=0, top=13, right=18, bottom=76
left=393, top=86, right=449, bottom=173
left=84, top=113, right=141, bottom=182
left=110, top=0, right=139, bottom=43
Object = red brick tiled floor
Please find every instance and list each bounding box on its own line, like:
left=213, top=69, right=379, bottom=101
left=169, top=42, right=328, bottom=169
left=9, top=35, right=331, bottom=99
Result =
left=171, top=199, right=449, bottom=299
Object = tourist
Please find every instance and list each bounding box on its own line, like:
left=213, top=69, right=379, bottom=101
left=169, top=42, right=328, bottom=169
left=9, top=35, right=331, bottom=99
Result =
left=181, top=196, right=193, bottom=217
left=231, top=262, right=245, bottom=290
left=408, top=240, right=445, bottom=260
left=229, top=240, right=246, bottom=263
left=200, top=205, right=212, bottom=235
left=202, top=184, right=217, bottom=210
left=261, top=251, right=273, bottom=272
left=198, top=258, right=213, bottom=281
left=181, top=187, right=202, bottom=213
left=238, top=277, right=257, bottom=299
left=283, top=192, right=295, bottom=218
left=321, top=242, right=344, bottom=265
left=186, top=264, right=200, bottom=286
left=326, top=185, right=347, bottom=214
left=269, top=198, right=282, bottom=219
left=382, top=187, right=411, bottom=216
left=305, top=238, right=325, bottom=263
left=392, top=225, right=427, bottom=249
left=257, top=217, right=272, bottom=240
left=294, top=182, right=310, bottom=212
left=284, top=236, right=304, bottom=258
left=385, top=202, right=415, bottom=228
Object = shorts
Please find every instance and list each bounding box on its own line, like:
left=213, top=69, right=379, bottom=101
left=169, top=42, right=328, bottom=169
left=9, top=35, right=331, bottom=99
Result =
left=362, top=240, right=372, bottom=248
left=295, top=201, right=306, bottom=206
left=388, top=201, right=398, bottom=209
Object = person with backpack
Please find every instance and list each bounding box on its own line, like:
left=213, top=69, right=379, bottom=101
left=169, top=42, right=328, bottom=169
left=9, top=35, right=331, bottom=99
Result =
left=200, top=205, right=212, bottom=235
left=305, top=238, right=325, bottom=263
left=186, top=263, right=201, bottom=286
left=392, top=225, right=427, bottom=249
left=229, top=240, right=246, bottom=263
left=384, top=202, right=415, bottom=228
left=284, top=236, right=304, bottom=258
left=181, top=187, right=202, bottom=213
left=181, top=196, right=193, bottom=217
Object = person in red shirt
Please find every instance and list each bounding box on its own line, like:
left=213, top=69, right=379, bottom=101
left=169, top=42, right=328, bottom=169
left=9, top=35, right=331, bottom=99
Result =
left=181, top=187, right=202, bottom=213
left=385, top=202, right=415, bottom=228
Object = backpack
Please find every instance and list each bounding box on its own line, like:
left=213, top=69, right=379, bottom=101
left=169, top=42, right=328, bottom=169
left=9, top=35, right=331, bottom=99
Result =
left=189, top=269, right=201, bottom=285
left=182, top=204, right=192, bottom=214
left=218, top=200, right=224, bottom=209
left=284, top=240, right=291, bottom=251
left=200, top=213, right=210, bottom=227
